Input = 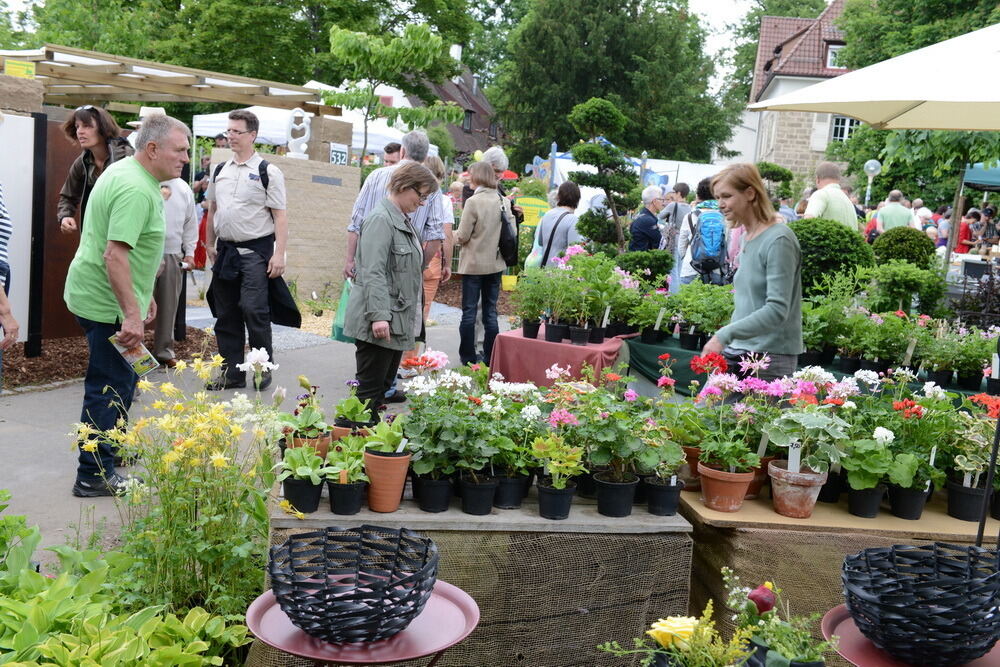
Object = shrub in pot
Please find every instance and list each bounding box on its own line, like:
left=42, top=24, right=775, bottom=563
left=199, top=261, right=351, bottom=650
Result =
left=362, top=418, right=411, bottom=513
left=697, top=440, right=759, bottom=513
left=274, top=445, right=330, bottom=514
left=325, top=434, right=369, bottom=515
left=278, top=376, right=332, bottom=458
left=531, top=433, right=587, bottom=520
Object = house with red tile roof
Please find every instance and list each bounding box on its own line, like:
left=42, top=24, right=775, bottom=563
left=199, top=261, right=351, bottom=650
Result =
left=721, top=0, right=857, bottom=179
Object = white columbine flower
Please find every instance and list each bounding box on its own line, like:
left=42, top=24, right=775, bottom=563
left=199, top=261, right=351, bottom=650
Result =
left=873, top=427, right=895, bottom=444
left=923, top=381, right=947, bottom=401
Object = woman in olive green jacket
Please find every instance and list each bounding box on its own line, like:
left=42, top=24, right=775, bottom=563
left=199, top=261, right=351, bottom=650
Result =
left=344, top=162, right=440, bottom=416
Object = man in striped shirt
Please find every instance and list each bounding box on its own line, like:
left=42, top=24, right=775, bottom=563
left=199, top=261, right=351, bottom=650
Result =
left=342, top=130, right=448, bottom=403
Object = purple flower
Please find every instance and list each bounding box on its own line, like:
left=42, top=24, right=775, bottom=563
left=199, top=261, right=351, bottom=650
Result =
left=624, top=389, right=638, bottom=402
left=739, top=353, right=772, bottom=376
left=344, top=379, right=360, bottom=388
left=732, top=402, right=757, bottom=417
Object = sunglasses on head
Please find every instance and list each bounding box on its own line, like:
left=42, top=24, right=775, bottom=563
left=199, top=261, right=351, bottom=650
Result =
left=75, top=105, right=95, bottom=111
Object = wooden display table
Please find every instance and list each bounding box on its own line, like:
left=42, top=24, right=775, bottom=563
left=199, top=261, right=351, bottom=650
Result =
left=679, top=490, right=999, bottom=667
left=250, top=492, right=693, bottom=667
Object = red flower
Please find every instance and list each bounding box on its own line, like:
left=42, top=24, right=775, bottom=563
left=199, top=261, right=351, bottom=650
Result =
left=747, top=584, right=776, bottom=614
left=972, top=393, right=1000, bottom=419
left=823, top=397, right=845, bottom=406
left=658, top=353, right=672, bottom=361
left=789, top=393, right=818, bottom=406
left=467, top=395, right=483, bottom=405
left=604, top=372, right=623, bottom=382
left=894, top=310, right=908, bottom=318
left=691, top=353, right=728, bottom=375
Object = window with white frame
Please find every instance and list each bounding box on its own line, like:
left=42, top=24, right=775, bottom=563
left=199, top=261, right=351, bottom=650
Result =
left=830, top=115, right=860, bottom=142
left=827, top=44, right=846, bottom=69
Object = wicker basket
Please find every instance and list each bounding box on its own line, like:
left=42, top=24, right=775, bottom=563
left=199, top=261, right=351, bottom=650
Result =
left=269, top=525, right=439, bottom=643
left=842, top=542, right=1000, bottom=666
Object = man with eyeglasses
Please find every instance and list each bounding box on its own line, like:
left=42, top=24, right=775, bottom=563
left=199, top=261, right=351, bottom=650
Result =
left=629, top=186, right=667, bottom=251
left=204, top=109, right=289, bottom=391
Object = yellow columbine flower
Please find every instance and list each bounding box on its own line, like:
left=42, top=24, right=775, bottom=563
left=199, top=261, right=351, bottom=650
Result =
left=209, top=354, right=224, bottom=369
left=80, top=441, right=98, bottom=453
left=136, top=379, right=154, bottom=393
left=210, top=452, right=229, bottom=468
left=279, top=499, right=306, bottom=520
left=159, top=382, right=181, bottom=398
left=162, top=450, right=182, bottom=465
left=173, top=359, right=187, bottom=372
left=229, top=425, right=244, bottom=439
left=187, top=457, right=203, bottom=467
left=647, top=616, right=698, bottom=650
left=151, top=400, right=167, bottom=411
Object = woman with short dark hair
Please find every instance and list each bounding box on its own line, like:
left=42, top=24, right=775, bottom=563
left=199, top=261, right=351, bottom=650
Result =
left=533, top=180, right=584, bottom=268
left=58, top=105, right=133, bottom=234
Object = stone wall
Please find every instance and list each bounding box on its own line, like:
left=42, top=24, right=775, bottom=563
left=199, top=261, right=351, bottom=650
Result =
left=307, top=116, right=353, bottom=163
left=760, top=110, right=828, bottom=178
left=0, top=74, right=43, bottom=115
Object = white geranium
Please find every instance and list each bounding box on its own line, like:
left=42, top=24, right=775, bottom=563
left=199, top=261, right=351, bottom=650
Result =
left=520, top=404, right=542, bottom=421
left=873, top=427, right=895, bottom=444
left=853, top=369, right=881, bottom=387
left=405, top=375, right=439, bottom=396
left=842, top=400, right=857, bottom=409
left=489, top=379, right=540, bottom=398
left=793, top=366, right=836, bottom=386
left=891, top=367, right=917, bottom=383
left=923, top=381, right=947, bottom=400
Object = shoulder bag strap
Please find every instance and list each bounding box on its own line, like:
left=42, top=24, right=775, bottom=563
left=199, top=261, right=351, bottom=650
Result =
left=541, top=211, right=572, bottom=267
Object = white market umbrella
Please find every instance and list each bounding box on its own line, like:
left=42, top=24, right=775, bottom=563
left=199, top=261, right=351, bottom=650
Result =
left=748, top=23, right=1000, bottom=131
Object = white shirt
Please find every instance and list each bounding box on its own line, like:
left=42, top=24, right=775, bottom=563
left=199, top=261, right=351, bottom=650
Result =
left=160, top=178, right=198, bottom=256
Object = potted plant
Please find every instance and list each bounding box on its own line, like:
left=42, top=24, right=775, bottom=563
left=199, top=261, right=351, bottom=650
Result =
left=955, top=328, right=990, bottom=391
left=697, top=440, right=760, bottom=513
left=918, top=329, right=959, bottom=387
left=491, top=437, right=535, bottom=510
left=834, top=313, right=867, bottom=374
left=945, top=409, right=992, bottom=522
left=278, top=376, right=332, bottom=458
left=858, top=311, right=911, bottom=372
left=332, top=384, right=373, bottom=435
left=763, top=406, right=849, bottom=518
left=511, top=268, right=547, bottom=338
left=799, top=300, right=830, bottom=367
left=273, top=445, right=329, bottom=514
left=325, top=434, right=369, bottom=515
left=638, top=420, right=686, bottom=516
left=362, top=418, right=410, bottom=513
left=566, top=284, right=592, bottom=346
left=531, top=433, right=587, bottom=520
left=541, top=269, right=577, bottom=341
left=607, top=271, right=644, bottom=337
left=578, top=389, right=646, bottom=517
left=840, top=434, right=893, bottom=518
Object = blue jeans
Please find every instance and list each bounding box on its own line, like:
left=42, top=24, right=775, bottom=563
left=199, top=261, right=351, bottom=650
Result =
left=459, top=272, right=501, bottom=366
left=76, top=316, right=136, bottom=481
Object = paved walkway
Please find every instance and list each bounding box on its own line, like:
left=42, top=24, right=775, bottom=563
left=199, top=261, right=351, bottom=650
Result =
left=0, top=301, right=504, bottom=561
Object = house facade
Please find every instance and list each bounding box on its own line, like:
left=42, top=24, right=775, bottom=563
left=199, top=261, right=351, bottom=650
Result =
left=406, top=65, right=500, bottom=161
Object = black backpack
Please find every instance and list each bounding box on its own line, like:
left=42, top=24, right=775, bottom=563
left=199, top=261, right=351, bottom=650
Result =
left=212, top=159, right=269, bottom=190
left=498, top=193, right=519, bottom=267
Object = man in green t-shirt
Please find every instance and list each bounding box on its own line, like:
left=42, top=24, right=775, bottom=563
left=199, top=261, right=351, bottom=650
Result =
left=64, top=114, right=191, bottom=497
left=876, top=190, right=914, bottom=232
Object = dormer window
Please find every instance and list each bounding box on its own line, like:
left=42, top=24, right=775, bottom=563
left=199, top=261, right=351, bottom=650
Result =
left=462, top=110, right=473, bottom=133
left=827, top=44, right=846, bottom=69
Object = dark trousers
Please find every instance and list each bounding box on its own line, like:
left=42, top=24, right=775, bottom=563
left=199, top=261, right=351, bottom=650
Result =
left=212, top=251, right=272, bottom=381
left=459, top=272, right=501, bottom=366
left=76, top=316, right=136, bottom=481
left=0, top=261, right=8, bottom=391
left=355, top=340, right=402, bottom=419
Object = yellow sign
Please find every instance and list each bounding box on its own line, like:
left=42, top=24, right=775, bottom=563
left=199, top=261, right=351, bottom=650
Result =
left=3, top=59, right=36, bottom=79
left=515, top=196, right=549, bottom=227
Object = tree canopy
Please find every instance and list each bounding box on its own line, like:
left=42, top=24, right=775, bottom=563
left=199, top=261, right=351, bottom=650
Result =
left=493, top=0, right=737, bottom=167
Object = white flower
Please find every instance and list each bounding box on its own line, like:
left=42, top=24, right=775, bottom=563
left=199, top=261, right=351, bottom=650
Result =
left=237, top=347, right=278, bottom=373
left=271, top=386, right=287, bottom=406
left=842, top=401, right=857, bottom=409
left=923, top=381, right=947, bottom=401
left=520, top=404, right=542, bottom=421
left=229, top=392, right=253, bottom=415
left=828, top=377, right=860, bottom=399
left=793, top=366, right=836, bottom=386
left=544, top=363, right=570, bottom=380
left=853, top=370, right=881, bottom=387
left=873, top=427, right=895, bottom=445
left=480, top=394, right=508, bottom=416
left=891, top=367, right=917, bottom=383
left=405, top=375, right=439, bottom=396
left=489, top=379, right=540, bottom=398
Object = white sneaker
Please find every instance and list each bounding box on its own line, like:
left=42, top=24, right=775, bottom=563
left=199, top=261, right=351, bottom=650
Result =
left=397, top=368, right=418, bottom=379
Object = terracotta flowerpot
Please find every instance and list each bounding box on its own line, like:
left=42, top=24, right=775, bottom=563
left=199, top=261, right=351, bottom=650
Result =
left=746, top=455, right=776, bottom=500
left=697, top=462, right=753, bottom=512
left=289, top=432, right=333, bottom=460
left=682, top=446, right=702, bottom=491
left=768, top=460, right=827, bottom=519
left=363, top=449, right=411, bottom=512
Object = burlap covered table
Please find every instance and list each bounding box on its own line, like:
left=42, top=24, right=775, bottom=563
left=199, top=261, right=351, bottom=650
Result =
left=249, top=493, right=693, bottom=667
left=489, top=325, right=624, bottom=386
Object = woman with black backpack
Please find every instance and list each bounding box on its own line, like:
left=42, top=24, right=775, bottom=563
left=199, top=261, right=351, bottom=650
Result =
left=454, top=161, right=514, bottom=366
left=700, top=163, right=803, bottom=382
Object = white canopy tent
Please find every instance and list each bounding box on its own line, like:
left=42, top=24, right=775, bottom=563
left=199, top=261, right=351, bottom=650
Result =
left=748, top=23, right=1000, bottom=131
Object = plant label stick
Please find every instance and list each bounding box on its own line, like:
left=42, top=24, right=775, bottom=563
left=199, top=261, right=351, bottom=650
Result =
left=787, top=441, right=802, bottom=474
left=340, top=470, right=348, bottom=484
left=670, top=474, right=677, bottom=486
left=654, top=308, right=665, bottom=331
left=757, top=433, right=769, bottom=458
left=993, top=354, right=999, bottom=379
left=926, top=446, right=937, bottom=491
left=902, top=339, right=917, bottom=367
left=689, top=325, right=696, bottom=335
left=397, top=438, right=408, bottom=454
left=602, top=305, right=611, bottom=329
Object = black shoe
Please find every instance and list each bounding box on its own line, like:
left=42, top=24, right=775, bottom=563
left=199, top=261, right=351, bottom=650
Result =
left=384, top=389, right=407, bottom=403
left=254, top=371, right=272, bottom=392
left=206, top=376, right=247, bottom=391
left=112, top=453, right=140, bottom=467
left=72, top=472, right=142, bottom=498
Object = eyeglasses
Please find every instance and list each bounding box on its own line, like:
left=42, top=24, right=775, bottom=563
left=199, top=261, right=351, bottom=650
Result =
left=411, top=187, right=430, bottom=203
left=225, top=129, right=252, bottom=136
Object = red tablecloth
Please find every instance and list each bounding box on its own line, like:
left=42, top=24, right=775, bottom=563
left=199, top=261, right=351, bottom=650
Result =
left=489, top=325, right=624, bottom=386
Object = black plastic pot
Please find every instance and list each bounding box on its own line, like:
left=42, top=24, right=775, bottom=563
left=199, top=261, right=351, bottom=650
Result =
left=859, top=358, right=890, bottom=374
left=417, top=476, right=452, bottom=513
left=992, top=490, right=1000, bottom=521
left=544, top=322, right=568, bottom=342
left=494, top=475, right=527, bottom=509
left=640, top=327, right=659, bottom=344
left=569, top=325, right=591, bottom=346
left=282, top=478, right=323, bottom=513
left=817, top=468, right=844, bottom=503
left=594, top=473, right=639, bottom=517
left=957, top=372, right=985, bottom=391
left=522, top=320, right=541, bottom=339
left=589, top=326, right=606, bottom=344
left=604, top=321, right=622, bottom=338
left=537, top=482, right=576, bottom=520
left=459, top=476, right=497, bottom=515
left=572, top=470, right=599, bottom=499
left=820, top=345, right=838, bottom=366
left=888, top=484, right=929, bottom=520
left=679, top=331, right=700, bottom=350
left=927, top=369, right=954, bottom=387
left=988, top=377, right=1000, bottom=396
left=327, top=480, right=365, bottom=515
left=334, top=416, right=369, bottom=431
left=798, top=350, right=822, bottom=368
left=746, top=640, right=822, bottom=667
left=847, top=485, right=885, bottom=518
left=837, top=356, right=862, bottom=374
left=646, top=478, right=685, bottom=516
left=634, top=476, right=649, bottom=504
left=947, top=479, right=989, bottom=522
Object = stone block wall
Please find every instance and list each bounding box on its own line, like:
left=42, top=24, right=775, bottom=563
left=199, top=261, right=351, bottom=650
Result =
left=307, top=116, right=353, bottom=163
left=0, top=74, right=44, bottom=115
left=767, top=110, right=827, bottom=177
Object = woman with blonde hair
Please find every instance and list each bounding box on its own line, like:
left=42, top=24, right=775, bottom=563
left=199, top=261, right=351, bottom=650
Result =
left=454, top=160, right=513, bottom=366
left=701, top=163, right=802, bottom=381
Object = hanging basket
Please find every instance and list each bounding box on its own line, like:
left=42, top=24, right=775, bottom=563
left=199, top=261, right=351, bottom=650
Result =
left=842, top=542, right=1000, bottom=666
left=269, top=525, right=439, bottom=643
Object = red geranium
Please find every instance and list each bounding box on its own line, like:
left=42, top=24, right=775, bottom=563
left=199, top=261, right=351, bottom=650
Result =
left=972, top=393, right=1000, bottom=419
left=604, top=372, right=623, bottom=382
left=658, top=353, right=672, bottom=361
left=690, top=353, right=728, bottom=375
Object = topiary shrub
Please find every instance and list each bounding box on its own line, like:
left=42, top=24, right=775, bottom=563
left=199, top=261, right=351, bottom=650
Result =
left=615, top=250, right=674, bottom=279
left=872, top=226, right=936, bottom=269
left=788, top=217, right=875, bottom=295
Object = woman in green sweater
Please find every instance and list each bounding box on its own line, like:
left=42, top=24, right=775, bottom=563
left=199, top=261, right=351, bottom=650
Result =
left=701, top=164, right=803, bottom=381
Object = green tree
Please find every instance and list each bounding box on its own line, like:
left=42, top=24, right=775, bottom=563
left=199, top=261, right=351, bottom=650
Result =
left=725, top=0, right=827, bottom=105
left=494, top=0, right=736, bottom=167
left=568, top=97, right=627, bottom=143
left=426, top=122, right=455, bottom=160
left=323, top=24, right=463, bottom=160
left=463, top=0, right=532, bottom=88
left=0, top=0, right=26, bottom=48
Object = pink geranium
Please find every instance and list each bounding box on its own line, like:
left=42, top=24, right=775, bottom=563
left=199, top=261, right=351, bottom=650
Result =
left=548, top=408, right=579, bottom=428
left=624, top=389, right=638, bottom=402
left=657, top=376, right=676, bottom=388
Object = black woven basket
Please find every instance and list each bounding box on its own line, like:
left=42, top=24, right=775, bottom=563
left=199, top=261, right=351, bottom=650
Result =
left=842, top=542, right=1000, bottom=666
left=269, top=525, right=439, bottom=643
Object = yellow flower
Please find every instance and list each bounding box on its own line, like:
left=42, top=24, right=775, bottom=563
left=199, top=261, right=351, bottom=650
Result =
left=203, top=326, right=214, bottom=336
left=187, top=457, right=203, bottom=467
left=279, top=499, right=306, bottom=520
left=151, top=400, right=167, bottom=411
left=210, top=452, right=229, bottom=468
left=763, top=581, right=774, bottom=590
left=647, top=616, right=698, bottom=650
left=160, top=382, right=181, bottom=398
left=209, top=354, right=224, bottom=369
left=162, top=450, right=182, bottom=465
left=81, top=441, right=98, bottom=453
left=136, top=379, right=154, bottom=393
left=173, top=359, right=187, bottom=372
left=229, top=425, right=243, bottom=439
left=72, top=423, right=97, bottom=441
